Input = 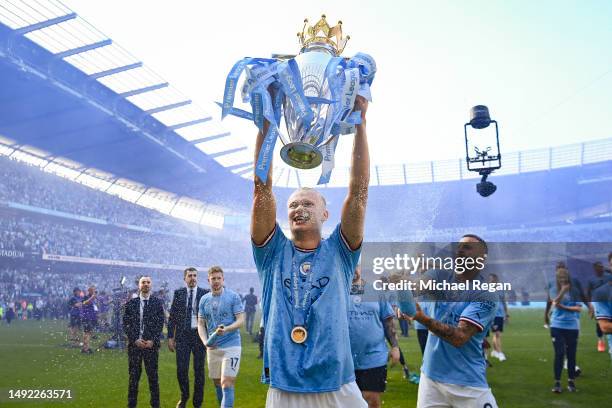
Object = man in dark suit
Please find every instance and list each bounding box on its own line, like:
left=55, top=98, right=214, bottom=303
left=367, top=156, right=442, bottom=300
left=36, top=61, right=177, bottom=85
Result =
left=168, top=267, right=209, bottom=408
left=242, top=287, right=258, bottom=335
left=123, top=275, right=165, bottom=408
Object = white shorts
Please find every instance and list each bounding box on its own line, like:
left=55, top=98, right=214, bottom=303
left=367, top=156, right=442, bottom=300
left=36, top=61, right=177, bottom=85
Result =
left=417, top=373, right=498, bottom=408
left=207, top=346, right=241, bottom=379
left=265, top=381, right=367, bottom=408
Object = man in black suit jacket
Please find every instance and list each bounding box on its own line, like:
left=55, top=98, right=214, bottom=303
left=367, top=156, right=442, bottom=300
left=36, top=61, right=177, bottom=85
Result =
left=168, top=267, right=209, bottom=408
left=123, top=275, right=165, bottom=408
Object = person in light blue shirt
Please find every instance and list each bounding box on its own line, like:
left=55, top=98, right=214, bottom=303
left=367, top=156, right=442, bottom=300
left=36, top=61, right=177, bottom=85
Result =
left=487, top=273, right=509, bottom=362
left=587, top=261, right=612, bottom=352
left=398, top=235, right=499, bottom=408
left=547, top=266, right=582, bottom=393
left=385, top=274, right=419, bottom=383
left=414, top=300, right=433, bottom=355
left=348, top=266, right=399, bottom=408
left=592, top=280, right=612, bottom=362
left=198, top=266, right=245, bottom=408
left=251, top=96, right=370, bottom=408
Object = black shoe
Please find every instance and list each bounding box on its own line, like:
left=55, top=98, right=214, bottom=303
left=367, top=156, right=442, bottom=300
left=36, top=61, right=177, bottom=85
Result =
left=403, top=367, right=410, bottom=380
left=552, top=382, right=562, bottom=393
left=575, top=367, right=582, bottom=377
left=567, top=381, right=577, bottom=393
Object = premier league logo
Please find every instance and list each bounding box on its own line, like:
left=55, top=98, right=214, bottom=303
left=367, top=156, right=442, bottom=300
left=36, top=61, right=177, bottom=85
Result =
left=353, top=295, right=362, bottom=304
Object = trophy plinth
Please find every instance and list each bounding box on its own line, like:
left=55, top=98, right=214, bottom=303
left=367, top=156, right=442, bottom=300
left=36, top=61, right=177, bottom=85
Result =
left=280, top=142, right=323, bottom=169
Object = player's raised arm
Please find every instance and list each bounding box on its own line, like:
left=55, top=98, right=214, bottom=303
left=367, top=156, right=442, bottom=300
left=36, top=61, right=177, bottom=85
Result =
left=251, top=121, right=277, bottom=245
left=341, top=96, right=370, bottom=250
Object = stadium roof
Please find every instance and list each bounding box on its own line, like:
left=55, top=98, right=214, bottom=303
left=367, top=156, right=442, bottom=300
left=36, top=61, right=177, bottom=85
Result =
left=1, top=0, right=611, bottom=197
left=0, top=0, right=252, bottom=206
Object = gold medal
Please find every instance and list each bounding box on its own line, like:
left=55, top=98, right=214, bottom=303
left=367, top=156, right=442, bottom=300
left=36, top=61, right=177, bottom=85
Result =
left=290, top=326, right=308, bottom=344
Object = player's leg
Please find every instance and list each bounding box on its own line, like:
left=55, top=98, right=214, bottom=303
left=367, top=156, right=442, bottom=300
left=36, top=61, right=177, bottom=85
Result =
left=219, top=347, right=241, bottom=408
left=257, top=326, right=264, bottom=359
left=565, top=329, right=579, bottom=392
left=355, top=365, right=387, bottom=408
left=493, top=324, right=505, bottom=361
left=596, top=321, right=605, bottom=352
left=207, top=349, right=223, bottom=404
left=417, top=329, right=428, bottom=355
left=445, top=382, right=498, bottom=408
left=397, top=347, right=416, bottom=382
left=416, top=374, right=451, bottom=408
left=82, top=321, right=92, bottom=352
left=550, top=328, right=566, bottom=392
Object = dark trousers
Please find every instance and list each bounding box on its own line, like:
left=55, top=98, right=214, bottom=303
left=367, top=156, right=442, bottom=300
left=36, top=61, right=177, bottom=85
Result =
left=399, top=319, right=409, bottom=337
left=417, top=329, right=429, bottom=355
left=258, top=326, right=265, bottom=357
left=551, top=327, right=579, bottom=381
left=176, top=329, right=206, bottom=407
left=398, top=348, right=407, bottom=366
left=596, top=321, right=603, bottom=338
left=128, top=345, right=160, bottom=408
left=246, top=311, right=255, bottom=334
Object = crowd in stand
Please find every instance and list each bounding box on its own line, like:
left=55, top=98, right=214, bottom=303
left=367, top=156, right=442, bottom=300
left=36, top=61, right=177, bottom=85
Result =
left=0, top=215, right=253, bottom=267
left=0, top=155, right=191, bottom=234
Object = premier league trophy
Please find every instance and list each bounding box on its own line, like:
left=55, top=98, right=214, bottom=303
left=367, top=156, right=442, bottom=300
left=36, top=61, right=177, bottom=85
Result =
left=220, top=15, right=376, bottom=184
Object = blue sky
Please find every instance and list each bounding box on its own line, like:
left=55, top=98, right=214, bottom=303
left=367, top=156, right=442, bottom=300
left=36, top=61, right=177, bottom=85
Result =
left=62, top=0, right=612, bottom=180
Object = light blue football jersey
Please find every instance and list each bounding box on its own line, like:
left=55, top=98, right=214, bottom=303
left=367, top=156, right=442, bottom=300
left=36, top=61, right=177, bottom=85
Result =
left=495, top=292, right=506, bottom=318
left=348, top=294, right=394, bottom=370
left=420, top=269, right=498, bottom=388
left=548, top=284, right=581, bottom=331
left=252, top=223, right=360, bottom=393
left=198, top=288, right=244, bottom=348
left=593, top=282, right=612, bottom=321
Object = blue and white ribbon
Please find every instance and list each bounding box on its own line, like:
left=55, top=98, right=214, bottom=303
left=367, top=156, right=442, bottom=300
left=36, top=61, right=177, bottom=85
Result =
left=219, top=52, right=376, bottom=184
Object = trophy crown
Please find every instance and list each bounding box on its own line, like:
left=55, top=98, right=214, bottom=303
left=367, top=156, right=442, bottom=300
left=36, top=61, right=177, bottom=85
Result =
left=297, top=14, right=349, bottom=55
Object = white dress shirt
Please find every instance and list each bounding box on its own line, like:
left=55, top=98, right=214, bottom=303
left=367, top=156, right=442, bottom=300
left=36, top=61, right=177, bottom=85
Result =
left=139, top=293, right=151, bottom=339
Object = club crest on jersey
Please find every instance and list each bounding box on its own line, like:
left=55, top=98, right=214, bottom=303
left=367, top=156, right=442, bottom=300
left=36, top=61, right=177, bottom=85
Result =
left=300, top=262, right=311, bottom=276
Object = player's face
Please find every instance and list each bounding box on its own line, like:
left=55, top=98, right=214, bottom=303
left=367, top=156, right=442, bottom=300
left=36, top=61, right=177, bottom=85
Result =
left=287, top=190, right=328, bottom=234
left=594, top=264, right=604, bottom=276
left=139, top=277, right=152, bottom=294
left=208, top=272, right=224, bottom=291
left=184, top=270, right=198, bottom=287
left=456, top=237, right=486, bottom=261
left=556, top=268, right=570, bottom=286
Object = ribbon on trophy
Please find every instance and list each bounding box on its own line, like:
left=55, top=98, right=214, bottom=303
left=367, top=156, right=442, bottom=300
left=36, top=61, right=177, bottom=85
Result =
left=219, top=16, right=376, bottom=184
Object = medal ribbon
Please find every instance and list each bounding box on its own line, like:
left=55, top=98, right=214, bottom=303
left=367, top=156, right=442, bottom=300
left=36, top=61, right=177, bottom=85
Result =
left=291, top=251, right=318, bottom=327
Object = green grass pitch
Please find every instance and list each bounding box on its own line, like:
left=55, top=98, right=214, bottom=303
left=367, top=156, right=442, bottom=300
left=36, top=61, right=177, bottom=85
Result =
left=0, top=309, right=610, bottom=407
